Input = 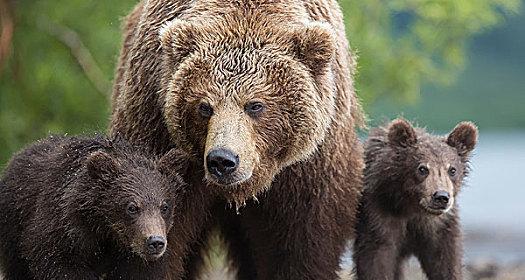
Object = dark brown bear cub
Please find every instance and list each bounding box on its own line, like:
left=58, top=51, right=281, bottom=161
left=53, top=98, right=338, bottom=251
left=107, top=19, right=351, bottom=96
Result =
left=0, top=135, right=188, bottom=280
left=353, top=119, right=478, bottom=280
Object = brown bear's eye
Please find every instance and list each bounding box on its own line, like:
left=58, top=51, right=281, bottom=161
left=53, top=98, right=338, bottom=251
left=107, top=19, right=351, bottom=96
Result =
left=417, top=165, right=429, bottom=176
left=127, top=203, right=139, bottom=216
left=448, top=167, right=457, bottom=177
left=198, top=102, right=213, bottom=118
left=160, top=202, right=170, bottom=215
left=244, top=102, right=265, bottom=117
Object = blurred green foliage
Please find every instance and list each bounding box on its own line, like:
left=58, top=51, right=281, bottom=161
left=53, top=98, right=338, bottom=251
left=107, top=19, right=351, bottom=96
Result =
left=0, top=0, right=136, bottom=166
left=366, top=2, right=525, bottom=131
left=0, top=0, right=522, bottom=166
left=341, top=0, right=520, bottom=105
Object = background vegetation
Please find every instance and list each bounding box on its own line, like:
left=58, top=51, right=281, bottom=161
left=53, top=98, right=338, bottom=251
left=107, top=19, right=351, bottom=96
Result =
left=0, top=0, right=523, bottom=166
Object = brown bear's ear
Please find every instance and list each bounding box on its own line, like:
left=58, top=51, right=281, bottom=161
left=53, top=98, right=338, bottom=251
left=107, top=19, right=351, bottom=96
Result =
left=388, top=119, right=417, bottom=148
left=447, top=121, right=478, bottom=156
left=159, top=19, right=200, bottom=63
left=158, top=148, right=191, bottom=178
left=292, top=22, right=335, bottom=73
left=86, top=151, right=121, bottom=181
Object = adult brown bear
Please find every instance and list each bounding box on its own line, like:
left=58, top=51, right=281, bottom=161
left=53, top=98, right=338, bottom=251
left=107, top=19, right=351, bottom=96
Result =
left=111, top=0, right=364, bottom=279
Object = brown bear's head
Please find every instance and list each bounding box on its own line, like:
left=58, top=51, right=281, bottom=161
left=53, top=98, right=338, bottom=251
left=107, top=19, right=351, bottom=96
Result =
left=159, top=17, right=337, bottom=204
left=366, top=119, right=478, bottom=216
left=85, top=148, right=188, bottom=261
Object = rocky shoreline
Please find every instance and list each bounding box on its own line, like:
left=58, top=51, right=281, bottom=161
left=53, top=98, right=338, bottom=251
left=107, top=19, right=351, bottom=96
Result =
left=1, top=260, right=524, bottom=279
left=338, top=260, right=525, bottom=280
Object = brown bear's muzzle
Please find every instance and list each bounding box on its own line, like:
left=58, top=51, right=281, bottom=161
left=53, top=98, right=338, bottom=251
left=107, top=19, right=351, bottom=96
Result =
left=204, top=108, right=257, bottom=187
left=206, top=148, right=240, bottom=179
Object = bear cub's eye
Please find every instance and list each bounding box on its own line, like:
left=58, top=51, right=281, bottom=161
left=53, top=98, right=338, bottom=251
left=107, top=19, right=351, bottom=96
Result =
left=160, top=202, right=170, bottom=215
left=198, top=102, right=214, bottom=118
left=448, top=167, right=457, bottom=177
left=127, top=203, right=140, bottom=216
left=417, top=165, right=429, bottom=176
left=245, top=101, right=265, bottom=117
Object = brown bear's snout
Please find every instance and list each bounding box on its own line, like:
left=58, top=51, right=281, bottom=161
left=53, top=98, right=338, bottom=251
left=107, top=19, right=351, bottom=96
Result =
left=431, top=191, right=450, bottom=209
left=206, top=148, right=240, bottom=178
left=146, top=235, right=166, bottom=256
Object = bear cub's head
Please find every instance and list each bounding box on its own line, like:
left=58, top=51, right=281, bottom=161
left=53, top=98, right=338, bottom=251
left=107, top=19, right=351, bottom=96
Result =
left=365, top=119, right=478, bottom=216
left=84, top=147, right=189, bottom=261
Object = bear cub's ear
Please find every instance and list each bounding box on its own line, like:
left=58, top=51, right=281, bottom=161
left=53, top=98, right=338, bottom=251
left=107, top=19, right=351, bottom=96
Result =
left=159, top=19, right=200, bottom=64
left=388, top=118, right=417, bottom=148
left=447, top=121, right=478, bottom=156
left=158, top=148, right=192, bottom=178
left=86, top=151, right=121, bottom=181
left=293, top=22, right=336, bottom=73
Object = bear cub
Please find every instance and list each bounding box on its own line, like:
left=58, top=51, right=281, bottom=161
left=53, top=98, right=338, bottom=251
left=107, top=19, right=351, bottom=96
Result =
left=0, top=135, right=189, bottom=280
left=353, top=119, right=478, bottom=280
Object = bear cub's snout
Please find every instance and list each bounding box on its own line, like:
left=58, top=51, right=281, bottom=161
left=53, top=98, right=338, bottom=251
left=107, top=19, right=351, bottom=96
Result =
left=146, top=235, right=167, bottom=256
left=431, top=190, right=451, bottom=209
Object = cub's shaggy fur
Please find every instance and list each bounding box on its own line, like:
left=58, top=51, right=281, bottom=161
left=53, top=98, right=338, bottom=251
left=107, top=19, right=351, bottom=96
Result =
left=0, top=135, right=205, bottom=280
left=110, top=0, right=364, bottom=279
left=353, top=119, right=478, bottom=280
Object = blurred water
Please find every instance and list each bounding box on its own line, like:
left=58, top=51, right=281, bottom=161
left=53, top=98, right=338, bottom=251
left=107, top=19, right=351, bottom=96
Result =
left=461, top=131, right=525, bottom=263
left=462, top=132, right=525, bottom=231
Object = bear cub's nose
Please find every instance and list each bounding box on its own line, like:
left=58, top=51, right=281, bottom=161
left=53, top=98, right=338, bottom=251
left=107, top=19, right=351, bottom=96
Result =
left=146, top=235, right=166, bottom=254
left=432, top=191, right=450, bottom=208
left=206, top=148, right=239, bottom=177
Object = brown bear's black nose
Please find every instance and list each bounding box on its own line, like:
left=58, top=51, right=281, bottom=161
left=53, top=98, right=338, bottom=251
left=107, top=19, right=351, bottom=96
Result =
left=206, top=148, right=239, bottom=177
left=432, top=191, right=450, bottom=207
left=146, top=236, right=166, bottom=254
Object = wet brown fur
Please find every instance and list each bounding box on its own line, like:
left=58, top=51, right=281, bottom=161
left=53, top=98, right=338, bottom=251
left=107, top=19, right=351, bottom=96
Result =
left=353, top=119, right=478, bottom=280
left=0, top=135, right=211, bottom=280
left=110, top=1, right=364, bottom=279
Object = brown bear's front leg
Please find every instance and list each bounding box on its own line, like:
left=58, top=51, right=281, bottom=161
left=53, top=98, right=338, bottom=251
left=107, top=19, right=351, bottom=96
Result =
left=240, top=209, right=342, bottom=280
left=239, top=189, right=354, bottom=280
